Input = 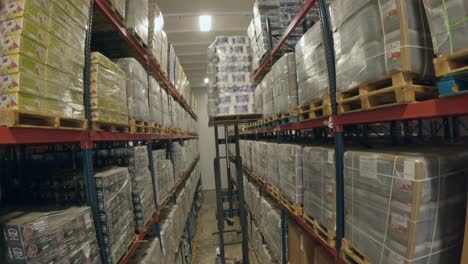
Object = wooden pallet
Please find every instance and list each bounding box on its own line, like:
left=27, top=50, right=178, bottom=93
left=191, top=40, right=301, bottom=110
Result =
left=276, top=114, right=299, bottom=126
left=266, top=185, right=280, bottom=200
left=433, top=48, right=468, bottom=77
left=341, top=239, right=372, bottom=264
left=337, top=72, right=437, bottom=114
left=129, top=119, right=151, bottom=134
left=437, top=74, right=468, bottom=97
left=298, top=96, right=332, bottom=121
left=149, top=122, right=167, bottom=134
left=279, top=194, right=303, bottom=216
left=0, top=110, right=87, bottom=130
left=209, top=114, right=263, bottom=126
left=303, top=214, right=336, bottom=248
left=92, top=121, right=128, bottom=132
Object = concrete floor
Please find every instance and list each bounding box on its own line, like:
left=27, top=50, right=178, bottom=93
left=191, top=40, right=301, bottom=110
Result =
left=191, top=190, right=255, bottom=264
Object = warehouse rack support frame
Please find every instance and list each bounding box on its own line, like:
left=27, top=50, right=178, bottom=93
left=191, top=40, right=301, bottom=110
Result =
left=213, top=124, right=250, bottom=264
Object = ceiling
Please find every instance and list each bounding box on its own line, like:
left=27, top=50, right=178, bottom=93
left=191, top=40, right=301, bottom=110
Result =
left=158, top=0, right=254, bottom=88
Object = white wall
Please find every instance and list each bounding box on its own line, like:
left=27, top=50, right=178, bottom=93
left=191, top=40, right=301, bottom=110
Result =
left=192, top=87, right=228, bottom=191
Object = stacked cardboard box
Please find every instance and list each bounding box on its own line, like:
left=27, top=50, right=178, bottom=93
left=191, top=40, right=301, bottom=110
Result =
left=250, top=219, right=278, bottom=264
left=128, top=146, right=156, bottom=230
left=254, top=82, right=264, bottom=114
left=423, top=0, right=468, bottom=56
left=331, top=0, right=434, bottom=93
left=261, top=71, right=275, bottom=117
left=0, top=207, right=100, bottom=264
left=278, top=144, right=303, bottom=205
left=260, top=196, right=282, bottom=262
left=288, top=220, right=319, bottom=263
left=295, top=23, right=329, bottom=106
left=117, top=58, right=150, bottom=122
left=0, top=0, right=88, bottom=119
left=303, top=146, right=336, bottom=233
left=266, top=143, right=279, bottom=187
left=160, top=31, right=169, bottom=77
left=152, top=149, right=175, bottom=205
left=109, top=0, right=126, bottom=19
left=95, top=167, right=135, bottom=264
left=272, top=53, right=298, bottom=114
left=207, top=36, right=256, bottom=116
left=252, top=141, right=267, bottom=180
left=161, top=88, right=169, bottom=128
left=91, top=52, right=128, bottom=125
left=149, top=76, right=163, bottom=125
left=344, top=148, right=468, bottom=263
left=126, top=0, right=148, bottom=46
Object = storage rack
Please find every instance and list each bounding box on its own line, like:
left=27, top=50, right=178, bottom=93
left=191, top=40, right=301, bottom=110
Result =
left=0, top=0, right=200, bottom=264
left=234, top=0, right=468, bottom=263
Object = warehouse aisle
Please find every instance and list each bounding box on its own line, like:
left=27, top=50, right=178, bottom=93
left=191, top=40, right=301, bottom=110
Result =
left=191, top=191, right=248, bottom=264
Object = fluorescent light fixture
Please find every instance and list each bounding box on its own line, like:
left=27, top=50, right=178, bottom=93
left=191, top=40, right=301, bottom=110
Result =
left=199, top=15, right=212, bottom=32
left=204, top=78, right=209, bottom=84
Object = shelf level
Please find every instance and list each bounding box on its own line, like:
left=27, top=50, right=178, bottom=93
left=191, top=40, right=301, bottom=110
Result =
left=93, top=0, right=197, bottom=120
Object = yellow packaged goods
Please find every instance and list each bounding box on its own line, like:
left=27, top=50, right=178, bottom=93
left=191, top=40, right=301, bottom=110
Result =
left=50, top=0, right=88, bottom=30
left=46, top=67, right=83, bottom=92
left=48, top=35, right=85, bottom=67
left=0, top=17, right=50, bottom=47
left=47, top=48, right=84, bottom=76
left=90, top=74, right=126, bottom=99
left=0, top=0, right=50, bottom=26
left=0, top=34, right=47, bottom=63
left=0, top=54, right=46, bottom=77
left=46, top=81, right=83, bottom=105
left=91, top=52, right=123, bottom=75
left=48, top=16, right=85, bottom=53
left=0, top=72, right=46, bottom=95
left=0, top=92, right=62, bottom=115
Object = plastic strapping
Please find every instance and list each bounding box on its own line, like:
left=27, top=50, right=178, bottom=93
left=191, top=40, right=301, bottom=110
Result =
left=441, top=0, right=454, bottom=54
left=378, top=156, right=398, bottom=264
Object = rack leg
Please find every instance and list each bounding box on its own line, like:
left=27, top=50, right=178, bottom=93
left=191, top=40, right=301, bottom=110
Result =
left=213, top=126, right=226, bottom=264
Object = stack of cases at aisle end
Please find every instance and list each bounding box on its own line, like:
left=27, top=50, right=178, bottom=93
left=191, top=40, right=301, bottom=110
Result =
left=153, top=149, right=175, bottom=206
left=148, top=77, right=163, bottom=128
left=0, top=0, right=89, bottom=122
left=248, top=0, right=312, bottom=72
left=302, top=146, right=336, bottom=237
left=128, top=146, right=156, bottom=231
left=117, top=58, right=150, bottom=123
left=207, top=36, right=257, bottom=116
left=331, top=0, right=434, bottom=102
left=0, top=207, right=101, bottom=264
left=148, top=1, right=164, bottom=66
left=95, top=167, right=135, bottom=264
left=125, top=0, right=148, bottom=46
left=343, top=148, right=468, bottom=264
left=91, top=52, right=128, bottom=126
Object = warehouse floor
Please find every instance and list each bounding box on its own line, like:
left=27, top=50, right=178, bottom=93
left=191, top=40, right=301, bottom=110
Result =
left=192, top=191, right=252, bottom=264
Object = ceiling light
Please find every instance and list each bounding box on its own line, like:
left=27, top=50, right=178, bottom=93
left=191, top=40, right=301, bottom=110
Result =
left=204, top=78, right=209, bottom=84
left=199, top=15, right=212, bottom=32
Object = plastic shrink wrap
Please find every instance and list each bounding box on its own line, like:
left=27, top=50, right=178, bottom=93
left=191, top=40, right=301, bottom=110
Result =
left=153, top=149, right=175, bottom=205
left=91, top=52, right=128, bottom=125
left=260, top=196, right=282, bottom=262
left=0, top=0, right=87, bottom=119
left=272, top=53, right=298, bottom=114
left=331, top=0, right=434, bottom=93
left=344, top=148, right=468, bottom=264
left=1, top=206, right=101, bottom=264
left=423, top=0, right=468, bottom=56
left=148, top=1, right=164, bottom=65
left=128, top=146, right=155, bottom=231
left=303, top=146, right=336, bottom=233
left=261, top=71, right=275, bottom=117
left=278, top=144, right=303, bottom=205
left=295, top=23, right=329, bottom=105
left=207, top=36, right=256, bottom=116
left=126, top=0, right=148, bottom=46
left=117, top=58, right=150, bottom=122
left=94, top=167, right=135, bottom=264
left=149, top=76, right=163, bottom=125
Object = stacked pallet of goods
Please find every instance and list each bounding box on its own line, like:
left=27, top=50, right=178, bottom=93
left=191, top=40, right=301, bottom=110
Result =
left=0, top=0, right=89, bottom=128
left=91, top=52, right=128, bottom=128
left=126, top=0, right=149, bottom=46
left=207, top=36, right=257, bottom=117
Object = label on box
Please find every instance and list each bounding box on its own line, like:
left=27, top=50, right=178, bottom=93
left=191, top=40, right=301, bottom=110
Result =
left=399, top=179, right=413, bottom=192
left=403, top=160, right=415, bottom=180
left=359, top=156, right=378, bottom=179
left=386, top=41, right=401, bottom=60
left=381, top=0, right=398, bottom=18
left=391, top=213, right=408, bottom=233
